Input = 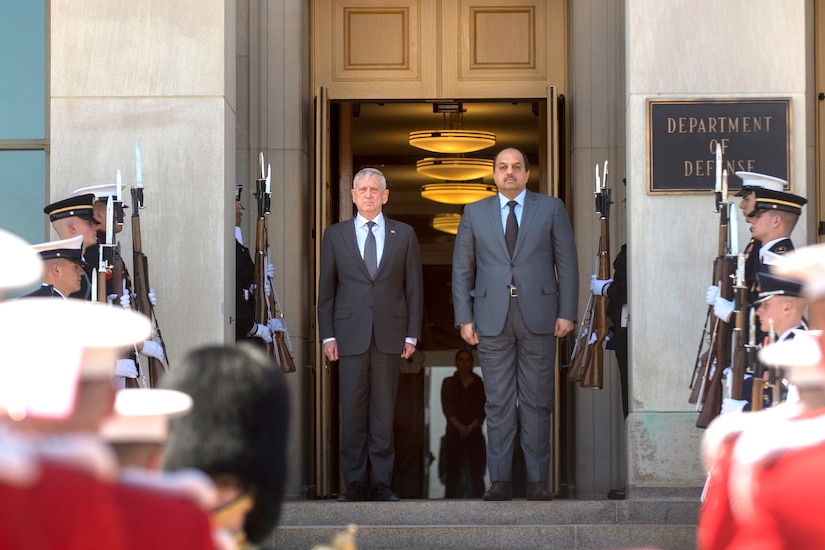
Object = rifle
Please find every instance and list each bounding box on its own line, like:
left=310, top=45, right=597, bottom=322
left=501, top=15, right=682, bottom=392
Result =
left=747, top=309, right=765, bottom=411
left=729, top=254, right=747, bottom=400
left=568, top=161, right=610, bottom=389
left=695, top=168, right=735, bottom=429
left=130, top=142, right=168, bottom=387
left=253, top=153, right=297, bottom=373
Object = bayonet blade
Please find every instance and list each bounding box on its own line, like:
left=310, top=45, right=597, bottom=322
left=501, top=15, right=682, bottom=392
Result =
left=135, top=142, right=143, bottom=188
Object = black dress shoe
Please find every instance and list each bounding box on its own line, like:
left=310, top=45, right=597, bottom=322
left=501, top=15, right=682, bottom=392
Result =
left=526, top=481, right=553, bottom=501
left=482, top=481, right=513, bottom=501
left=607, top=489, right=626, bottom=500
left=370, top=483, right=400, bottom=501
left=337, top=483, right=367, bottom=502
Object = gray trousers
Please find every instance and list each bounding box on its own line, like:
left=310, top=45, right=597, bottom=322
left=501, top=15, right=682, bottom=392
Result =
left=477, top=297, right=555, bottom=483
left=338, top=339, right=400, bottom=488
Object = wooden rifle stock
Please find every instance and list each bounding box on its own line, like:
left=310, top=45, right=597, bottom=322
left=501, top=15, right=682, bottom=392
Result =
left=730, top=284, right=748, bottom=400
left=131, top=209, right=165, bottom=387
left=750, top=350, right=764, bottom=412
left=580, top=224, right=610, bottom=389
left=266, top=230, right=297, bottom=373
left=253, top=216, right=273, bottom=352
left=696, top=256, right=735, bottom=428
left=252, top=156, right=296, bottom=373
left=569, top=164, right=610, bottom=389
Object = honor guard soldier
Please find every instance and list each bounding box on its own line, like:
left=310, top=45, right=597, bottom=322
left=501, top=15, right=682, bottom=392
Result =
left=0, top=298, right=217, bottom=549
left=0, top=298, right=150, bottom=549
left=706, top=172, right=784, bottom=316
left=235, top=184, right=275, bottom=345
left=43, top=193, right=100, bottom=300
left=699, top=243, right=825, bottom=550
left=23, top=235, right=86, bottom=299
left=721, top=271, right=807, bottom=414
left=733, top=172, right=786, bottom=296
left=162, top=344, right=290, bottom=548
left=73, top=182, right=167, bottom=386
left=707, top=174, right=804, bottom=323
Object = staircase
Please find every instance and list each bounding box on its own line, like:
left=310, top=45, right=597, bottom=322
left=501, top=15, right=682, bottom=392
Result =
left=264, top=492, right=700, bottom=550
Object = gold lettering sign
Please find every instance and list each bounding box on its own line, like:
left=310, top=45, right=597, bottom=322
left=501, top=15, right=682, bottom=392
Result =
left=647, top=98, right=791, bottom=194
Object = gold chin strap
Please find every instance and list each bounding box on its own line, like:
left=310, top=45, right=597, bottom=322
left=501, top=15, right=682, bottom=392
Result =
left=211, top=491, right=254, bottom=518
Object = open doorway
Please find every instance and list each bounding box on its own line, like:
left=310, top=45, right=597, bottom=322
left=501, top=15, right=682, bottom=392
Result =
left=319, top=98, right=562, bottom=498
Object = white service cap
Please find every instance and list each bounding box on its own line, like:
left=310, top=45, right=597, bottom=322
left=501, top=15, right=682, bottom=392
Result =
left=770, top=243, right=825, bottom=300
left=0, top=299, right=151, bottom=419
left=735, top=171, right=786, bottom=193
left=100, top=389, right=193, bottom=443
left=73, top=183, right=126, bottom=200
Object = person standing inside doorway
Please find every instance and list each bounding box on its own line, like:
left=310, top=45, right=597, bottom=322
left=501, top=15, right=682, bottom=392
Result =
left=452, top=147, right=579, bottom=501
left=441, top=349, right=487, bottom=498
left=318, top=167, right=424, bottom=502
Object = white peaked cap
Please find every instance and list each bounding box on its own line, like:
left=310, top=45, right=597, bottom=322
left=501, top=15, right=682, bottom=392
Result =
left=73, top=183, right=126, bottom=199
left=770, top=243, right=825, bottom=300
left=759, top=330, right=825, bottom=388
left=31, top=235, right=85, bottom=262
left=0, top=299, right=151, bottom=419
left=0, top=229, right=42, bottom=297
left=100, top=389, right=193, bottom=443
left=735, top=171, right=786, bottom=192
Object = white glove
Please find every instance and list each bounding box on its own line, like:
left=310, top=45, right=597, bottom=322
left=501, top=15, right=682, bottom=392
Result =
left=140, top=340, right=166, bottom=364
left=265, top=277, right=272, bottom=298
left=120, top=280, right=131, bottom=309
left=721, top=398, right=748, bottom=415
left=268, top=318, right=285, bottom=333
left=590, top=275, right=613, bottom=296
left=713, top=296, right=735, bottom=323
left=251, top=323, right=272, bottom=344
left=106, top=293, right=118, bottom=306
left=148, top=287, right=158, bottom=307
left=705, top=285, right=720, bottom=306
left=265, top=257, right=275, bottom=279
left=113, top=358, right=138, bottom=378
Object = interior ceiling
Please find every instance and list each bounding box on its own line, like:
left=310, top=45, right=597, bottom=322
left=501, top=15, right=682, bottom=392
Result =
left=346, top=100, right=543, bottom=245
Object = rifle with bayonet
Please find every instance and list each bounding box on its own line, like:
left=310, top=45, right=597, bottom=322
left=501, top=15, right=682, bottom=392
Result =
left=253, top=153, right=297, bottom=373
left=94, top=170, right=127, bottom=306
left=695, top=165, right=736, bottom=428
left=569, top=161, right=610, bottom=389
left=690, top=143, right=729, bottom=404
left=130, top=142, right=168, bottom=387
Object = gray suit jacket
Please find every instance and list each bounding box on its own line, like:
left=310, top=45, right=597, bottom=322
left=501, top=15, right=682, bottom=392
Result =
left=452, top=191, right=578, bottom=336
left=318, top=216, right=423, bottom=356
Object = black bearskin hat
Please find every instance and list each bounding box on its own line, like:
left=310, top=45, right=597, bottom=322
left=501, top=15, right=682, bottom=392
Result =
left=161, top=344, right=289, bottom=544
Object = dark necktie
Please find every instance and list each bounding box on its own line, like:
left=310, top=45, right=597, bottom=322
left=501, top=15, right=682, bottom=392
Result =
left=505, top=200, right=518, bottom=258
left=364, top=221, right=377, bottom=278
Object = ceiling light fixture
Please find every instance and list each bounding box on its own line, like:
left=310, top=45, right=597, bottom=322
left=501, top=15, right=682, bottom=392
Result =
left=409, top=130, right=496, bottom=154
left=409, top=105, right=496, bottom=154
left=421, top=183, right=497, bottom=205
left=431, top=213, right=462, bottom=235
left=416, top=158, right=494, bottom=181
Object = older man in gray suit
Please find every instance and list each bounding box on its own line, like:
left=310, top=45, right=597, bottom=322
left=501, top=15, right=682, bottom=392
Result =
left=318, top=167, right=424, bottom=502
left=452, top=148, right=578, bottom=501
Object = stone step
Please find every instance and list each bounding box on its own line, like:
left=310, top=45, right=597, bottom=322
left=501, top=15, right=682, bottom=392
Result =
left=264, top=499, right=700, bottom=550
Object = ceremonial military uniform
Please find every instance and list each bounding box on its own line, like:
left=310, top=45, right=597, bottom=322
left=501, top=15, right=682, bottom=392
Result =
left=22, top=235, right=87, bottom=300
left=42, top=194, right=100, bottom=301
left=236, top=235, right=258, bottom=341
left=23, top=285, right=63, bottom=298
